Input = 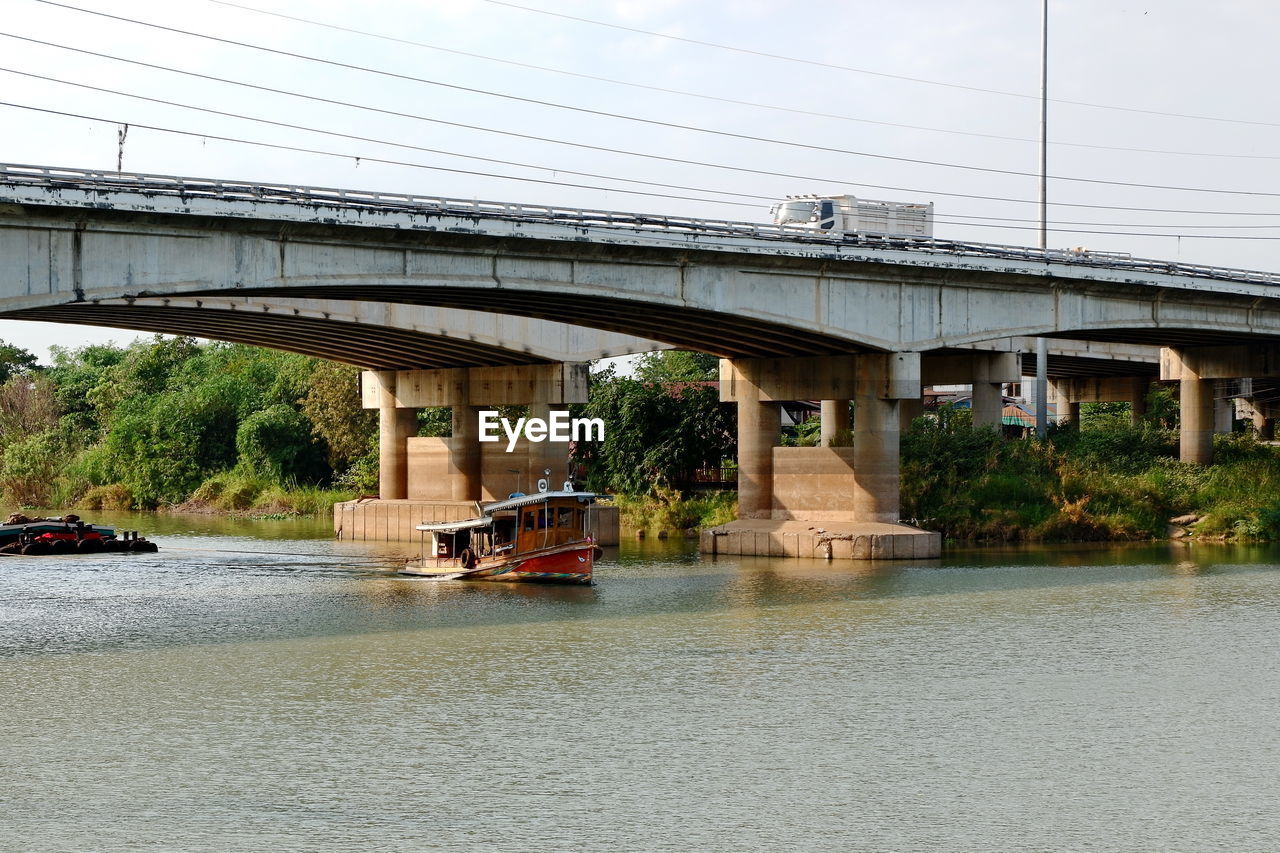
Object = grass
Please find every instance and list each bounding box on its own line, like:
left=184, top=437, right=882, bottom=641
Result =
left=177, top=471, right=355, bottom=517
left=614, top=487, right=737, bottom=536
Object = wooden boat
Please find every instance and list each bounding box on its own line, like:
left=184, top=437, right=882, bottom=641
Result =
left=404, top=489, right=600, bottom=584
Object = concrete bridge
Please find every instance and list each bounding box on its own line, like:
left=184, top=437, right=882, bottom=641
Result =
left=4, top=163, right=1278, bottom=559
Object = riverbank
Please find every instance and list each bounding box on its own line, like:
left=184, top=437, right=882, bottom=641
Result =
left=73, top=472, right=356, bottom=519
left=902, top=419, right=1280, bottom=544
left=611, top=423, right=1280, bottom=545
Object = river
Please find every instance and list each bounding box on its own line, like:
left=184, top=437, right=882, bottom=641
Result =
left=3, top=513, right=1279, bottom=851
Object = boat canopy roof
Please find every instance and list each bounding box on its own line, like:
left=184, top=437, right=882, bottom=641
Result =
left=414, top=491, right=598, bottom=532
left=481, top=491, right=598, bottom=514
left=415, top=516, right=494, bottom=533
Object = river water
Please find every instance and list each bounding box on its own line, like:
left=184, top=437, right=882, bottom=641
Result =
left=3, top=513, right=1280, bottom=851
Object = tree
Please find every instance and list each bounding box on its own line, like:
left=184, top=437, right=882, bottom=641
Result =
left=236, top=404, right=318, bottom=481
left=0, top=375, right=58, bottom=454
left=300, top=361, right=377, bottom=468
left=0, top=340, right=38, bottom=384
left=574, top=352, right=735, bottom=495
left=0, top=429, right=62, bottom=506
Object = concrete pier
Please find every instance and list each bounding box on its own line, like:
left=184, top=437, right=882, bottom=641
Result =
left=711, top=354, right=939, bottom=560
left=820, top=399, right=851, bottom=446
left=349, top=362, right=608, bottom=543
left=852, top=354, right=903, bottom=524
left=738, top=399, right=782, bottom=518
left=1179, top=373, right=1215, bottom=464
left=374, top=370, right=418, bottom=500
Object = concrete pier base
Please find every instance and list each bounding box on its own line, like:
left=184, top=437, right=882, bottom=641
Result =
left=701, top=519, right=940, bottom=560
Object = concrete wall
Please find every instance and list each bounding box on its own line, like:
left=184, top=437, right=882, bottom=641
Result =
left=771, top=447, right=857, bottom=521
left=334, top=499, right=479, bottom=544
left=406, top=437, right=573, bottom=502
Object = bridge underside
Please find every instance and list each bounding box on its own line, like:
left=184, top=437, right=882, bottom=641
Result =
left=12, top=304, right=557, bottom=368
left=223, top=285, right=870, bottom=357
left=1018, top=351, right=1159, bottom=379
left=7, top=298, right=668, bottom=368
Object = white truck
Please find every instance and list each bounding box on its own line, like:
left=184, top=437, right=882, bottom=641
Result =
left=770, top=194, right=934, bottom=238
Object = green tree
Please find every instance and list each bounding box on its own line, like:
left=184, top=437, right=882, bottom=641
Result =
left=236, top=404, right=318, bottom=481
left=574, top=353, right=735, bottom=495
left=0, top=375, right=59, bottom=454
left=0, top=429, right=64, bottom=505
left=45, top=343, right=127, bottom=435
left=0, top=340, right=38, bottom=383
left=300, top=361, right=377, bottom=468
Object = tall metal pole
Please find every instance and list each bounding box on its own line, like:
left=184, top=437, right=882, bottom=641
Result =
left=1034, top=0, right=1050, bottom=438
left=1038, top=0, right=1049, bottom=251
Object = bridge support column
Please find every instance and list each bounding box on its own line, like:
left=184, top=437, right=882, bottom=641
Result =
left=820, top=400, right=850, bottom=447
left=449, top=405, right=482, bottom=501
left=1050, top=376, right=1158, bottom=430
left=899, top=397, right=925, bottom=432
left=1180, top=376, right=1214, bottom=464
left=1214, top=396, right=1235, bottom=434
left=1159, top=345, right=1280, bottom=462
left=1162, top=349, right=1231, bottom=464
left=708, top=355, right=936, bottom=559
left=1130, top=380, right=1149, bottom=425
left=920, top=351, right=1018, bottom=432
left=373, top=370, right=418, bottom=500
left=360, top=363, right=589, bottom=503
left=738, top=394, right=781, bottom=520
left=853, top=354, right=909, bottom=523
left=971, top=380, right=1003, bottom=430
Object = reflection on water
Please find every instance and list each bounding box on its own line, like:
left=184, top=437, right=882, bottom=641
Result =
left=4, top=514, right=1280, bottom=851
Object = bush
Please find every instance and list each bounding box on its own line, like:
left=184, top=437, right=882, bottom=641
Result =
left=615, top=488, right=736, bottom=534
left=78, top=483, right=136, bottom=511
left=235, top=404, right=320, bottom=481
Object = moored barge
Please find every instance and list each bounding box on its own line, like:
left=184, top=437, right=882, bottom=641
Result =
left=0, top=513, right=158, bottom=555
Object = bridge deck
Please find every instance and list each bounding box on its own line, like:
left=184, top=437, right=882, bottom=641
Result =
left=4, top=162, right=1279, bottom=290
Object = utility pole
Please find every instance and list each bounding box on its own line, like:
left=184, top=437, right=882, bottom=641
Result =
left=1034, top=0, right=1050, bottom=438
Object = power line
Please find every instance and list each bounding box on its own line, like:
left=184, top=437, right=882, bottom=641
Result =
left=202, top=0, right=1280, bottom=162
left=0, top=99, right=756, bottom=209
left=0, top=66, right=781, bottom=205
left=12, top=32, right=1280, bottom=219
left=26, top=0, right=1280, bottom=198
left=15, top=63, right=1280, bottom=239
left=477, top=0, right=1280, bottom=130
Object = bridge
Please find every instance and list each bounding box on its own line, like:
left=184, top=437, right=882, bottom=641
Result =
left=4, top=163, right=1278, bottom=559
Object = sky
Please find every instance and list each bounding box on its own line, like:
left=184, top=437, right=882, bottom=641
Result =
left=2, top=0, right=1280, bottom=362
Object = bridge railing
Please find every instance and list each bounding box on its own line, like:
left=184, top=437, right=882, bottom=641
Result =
left=3, top=162, right=1278, bottom=289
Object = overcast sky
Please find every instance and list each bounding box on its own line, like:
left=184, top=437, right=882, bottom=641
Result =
left=2, top=0, right=1279, bottom=361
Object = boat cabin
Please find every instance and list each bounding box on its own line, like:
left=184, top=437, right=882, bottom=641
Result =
left=417, top=491, right=597, bottom=569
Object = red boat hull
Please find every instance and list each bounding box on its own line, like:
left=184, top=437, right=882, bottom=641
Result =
left=407, top=540, right=596, bottom=584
